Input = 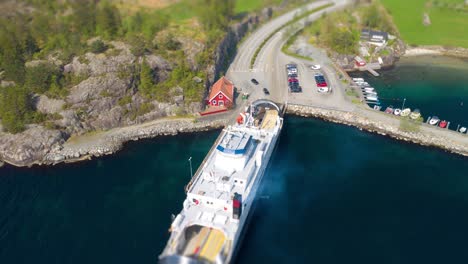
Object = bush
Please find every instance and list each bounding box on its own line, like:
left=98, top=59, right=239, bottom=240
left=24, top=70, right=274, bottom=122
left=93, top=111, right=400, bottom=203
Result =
left=118, top=95, right=132, bottom=106
left=90, top=39, right=108, bottom=54
left=25, top=63, right=60, bottom=94
left=0, top=85, right=32, bottom=133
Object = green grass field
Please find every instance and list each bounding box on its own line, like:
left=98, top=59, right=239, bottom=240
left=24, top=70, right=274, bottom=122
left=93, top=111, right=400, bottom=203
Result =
left=235, top=0, right=283, bottom=14
left=381, top=0, right=468, bottom=48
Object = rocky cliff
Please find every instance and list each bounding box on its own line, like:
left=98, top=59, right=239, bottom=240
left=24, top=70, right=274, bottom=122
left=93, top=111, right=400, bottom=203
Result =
left=0, top=7, right=275, bottom=167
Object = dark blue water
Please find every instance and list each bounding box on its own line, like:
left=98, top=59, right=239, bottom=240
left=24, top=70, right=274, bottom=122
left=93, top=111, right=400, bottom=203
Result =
left=351, top=56, right=468, bottom=128
left=1, top=116, right=467, bottom=264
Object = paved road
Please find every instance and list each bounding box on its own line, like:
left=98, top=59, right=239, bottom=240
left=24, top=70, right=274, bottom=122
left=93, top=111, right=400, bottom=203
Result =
left=227, top=0, right=351, bottom=107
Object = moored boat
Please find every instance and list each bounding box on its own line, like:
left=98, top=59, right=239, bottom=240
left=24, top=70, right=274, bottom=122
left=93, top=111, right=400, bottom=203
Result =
left=384, top=105, right=394, bottom=114
left=373, top=105, right=382, bottom=111
left=409, top=109, right=421, bottom=120
left=428, top=116, right=440, bottom=126
left=393, top=108, right=401, bottom=116
left=365, top=95, right=379, bottom=101
left=400, top=108, right=411, bottom=117
left=459, top=127, right=467, bottom=133
left=363, top=91, right=377, bottom=96
left=439, top=120, right=448, bottom=128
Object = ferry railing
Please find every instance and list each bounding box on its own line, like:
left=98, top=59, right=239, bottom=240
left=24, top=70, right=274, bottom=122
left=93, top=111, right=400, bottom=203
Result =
left=184, top=129, right=227, bottom=193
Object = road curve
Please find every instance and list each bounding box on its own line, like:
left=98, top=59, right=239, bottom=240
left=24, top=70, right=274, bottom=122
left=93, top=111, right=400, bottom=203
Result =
left=227, top=0, right=351, bottom=105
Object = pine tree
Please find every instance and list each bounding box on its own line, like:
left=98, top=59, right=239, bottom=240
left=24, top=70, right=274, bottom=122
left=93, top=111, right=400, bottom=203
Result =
left=139, top=60, right=154, bottom=96
left=1, top=36, right=25, bottom=84
left=96, top=2, right=121, bottom=39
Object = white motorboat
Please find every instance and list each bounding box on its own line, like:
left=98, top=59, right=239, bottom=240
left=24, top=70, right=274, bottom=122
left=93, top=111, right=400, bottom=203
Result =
left=428, top=116, right=440, bottom=126
left=365, top=95, right=379, bottom=101
left=393, top=108, right=402, bottom=116
left=363, top=91, right=377, bottom=95
left=373, top=105, right=382, bottom=111
left=362, top=87, right=375, bottom=91
left=400, top=108, right=411, bottom=117
left=459, top=127, right=467, bottom=133
left=353, top=78, right=364, bottom=82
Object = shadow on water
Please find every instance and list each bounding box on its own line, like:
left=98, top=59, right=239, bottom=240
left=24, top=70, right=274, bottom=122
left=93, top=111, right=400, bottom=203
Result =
left=237, top=117, right=468, bottom=264
left=1, top=117, right=467, bottom=264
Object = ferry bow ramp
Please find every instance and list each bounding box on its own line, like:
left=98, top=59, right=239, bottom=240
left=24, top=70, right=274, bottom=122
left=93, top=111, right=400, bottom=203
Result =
left=159, top=100, right=283, bottom=264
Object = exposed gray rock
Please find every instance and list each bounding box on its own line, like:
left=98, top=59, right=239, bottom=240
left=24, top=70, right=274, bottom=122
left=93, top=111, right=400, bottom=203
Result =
left=0, top=126, right=66, bottom=166
left=1, top=80, right=15, bottom=87
left=144, top=54, right=171, bottom=70
left=173, top=95, right=184, bottom=105
left=57, top=110, right=84, bottom=134
left=35, top=95, right=65, bottom=114
left=67, top=73, right=131, bottom=105
left=193, top=76, right=203, bottom=83
left=89, top=106, right=124, bottom=130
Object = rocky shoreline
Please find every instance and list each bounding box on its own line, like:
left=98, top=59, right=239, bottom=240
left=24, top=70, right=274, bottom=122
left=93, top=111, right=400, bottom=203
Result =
left=1, top=118, right=228, bottom=167
left=404, top=46, right=468, bottom=59
left=286, top=104, right=468, bottom=158
left=2, top=104, right=467, bottom=168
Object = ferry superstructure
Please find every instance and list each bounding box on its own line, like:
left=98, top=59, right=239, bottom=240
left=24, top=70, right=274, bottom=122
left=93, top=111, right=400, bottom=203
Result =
left=159, top=100, right=283, bottom=264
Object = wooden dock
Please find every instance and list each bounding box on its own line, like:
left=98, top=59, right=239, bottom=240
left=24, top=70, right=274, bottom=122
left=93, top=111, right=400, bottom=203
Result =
left=356, top=63, right=381, bottom=77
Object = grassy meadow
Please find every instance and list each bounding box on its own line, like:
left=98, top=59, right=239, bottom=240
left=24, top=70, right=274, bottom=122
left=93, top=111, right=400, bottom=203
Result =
left=381, top=0, right=468, bottom=48
left=235, top=0, right=283, bottom=14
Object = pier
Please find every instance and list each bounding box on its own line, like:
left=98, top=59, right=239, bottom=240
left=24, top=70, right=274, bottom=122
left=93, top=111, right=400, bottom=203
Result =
left=357, top=63, right=381, bottom=76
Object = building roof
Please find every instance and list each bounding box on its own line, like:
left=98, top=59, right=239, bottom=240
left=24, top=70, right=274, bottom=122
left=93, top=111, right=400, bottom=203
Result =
left=360, top=29, right=388, bottom=41
left=209, top=76, right=234, bottom=102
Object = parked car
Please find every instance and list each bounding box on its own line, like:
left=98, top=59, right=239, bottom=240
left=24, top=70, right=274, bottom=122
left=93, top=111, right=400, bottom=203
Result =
left=263, top=88, right=270, bottom=95
left=310, top=64, right=321, bottom=70
left=251, top=78, right=259, bottom=85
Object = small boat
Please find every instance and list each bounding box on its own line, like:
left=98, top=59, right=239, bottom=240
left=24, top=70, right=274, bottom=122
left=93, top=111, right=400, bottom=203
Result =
left=428, top=116, right=440, bottom=126
left=393, top=108, right=401, bottom=116
left=439, top=120, right=448, bottom=128
left=362, top=87, right=375, bottom=91
left=363, top=91, right=378, bottom=95
left=353, top=78, right=364, bottom=82
left=459, top=127, right=467, bottom=133
left=400, top=108, right=411, bottom=117
left=359, top=82, right=369, bottom=87
left=384, top=105, right=394, bottom=114
left=373, top=105, right=382, bottom=111
left=410, top=109, right=421, bottom=120
left=365, top=96, right=379, bottom=101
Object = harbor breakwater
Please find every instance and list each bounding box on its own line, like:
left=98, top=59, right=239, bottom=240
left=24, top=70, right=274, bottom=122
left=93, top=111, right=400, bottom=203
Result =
left=0, top=118, right=227, bottom=167
left=286, top=104, right=468, bottom=157
left=2, top=104, right=467, bottom=168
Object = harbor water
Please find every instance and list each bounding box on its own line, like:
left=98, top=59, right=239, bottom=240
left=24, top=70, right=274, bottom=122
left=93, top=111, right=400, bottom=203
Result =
left=1, top=116, right=467, bottom=264
left=1, top=58, right=468, bottom=264
left=351, top=56, right=468, bottom=128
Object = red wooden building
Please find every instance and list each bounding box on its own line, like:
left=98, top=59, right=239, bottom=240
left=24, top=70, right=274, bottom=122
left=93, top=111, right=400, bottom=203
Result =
left=207, top=76, right=234, bottom=108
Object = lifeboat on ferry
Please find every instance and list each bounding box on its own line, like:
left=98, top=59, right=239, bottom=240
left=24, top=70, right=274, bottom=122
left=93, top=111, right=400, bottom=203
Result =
left=237, top=112, right=247, bottom=124
left=439, top=120, right=448, bottom=128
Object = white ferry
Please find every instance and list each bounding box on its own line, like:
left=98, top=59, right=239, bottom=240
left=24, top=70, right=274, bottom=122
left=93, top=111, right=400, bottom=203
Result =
left=159, top=100, right=283, bottom=264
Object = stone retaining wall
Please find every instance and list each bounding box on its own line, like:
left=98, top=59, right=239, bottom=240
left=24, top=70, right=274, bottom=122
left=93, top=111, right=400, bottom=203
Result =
left=286, top=104, right=468, bottom=157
